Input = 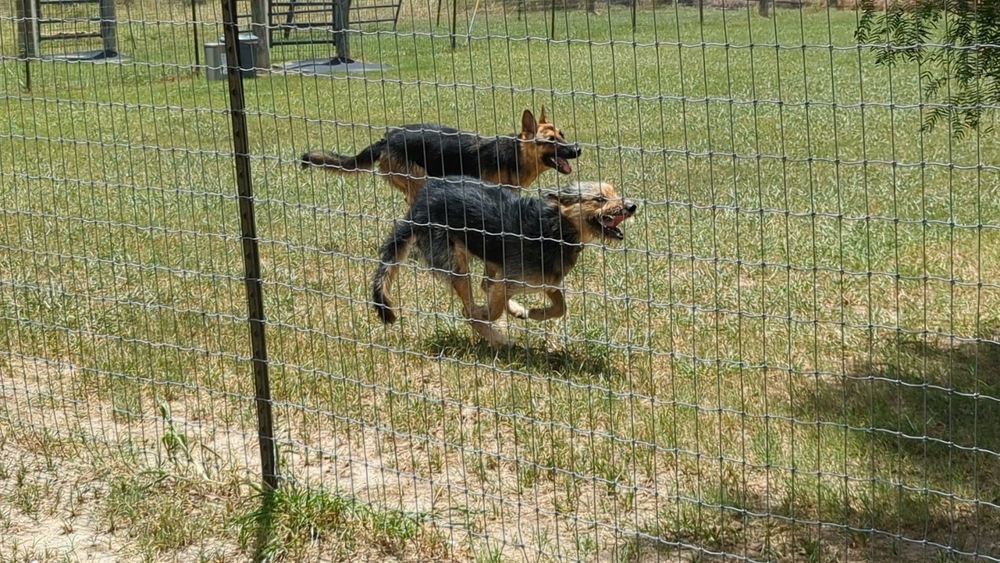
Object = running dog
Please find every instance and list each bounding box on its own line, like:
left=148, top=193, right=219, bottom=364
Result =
left=300, top=108, right=582, bottom=205
left=370, top=177, right=638, bottom=348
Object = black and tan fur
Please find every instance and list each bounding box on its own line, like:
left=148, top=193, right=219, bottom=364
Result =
left=300, top=108, right=581, bottom=205
left=371, top=177, right=638, bottom=348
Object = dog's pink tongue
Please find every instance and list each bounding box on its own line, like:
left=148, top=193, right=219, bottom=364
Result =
left=604, top=214, right=626, bottom=228
left=557, top=158, right=572, bottom=174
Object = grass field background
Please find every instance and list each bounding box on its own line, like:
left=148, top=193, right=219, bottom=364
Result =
left=1, top=1, right=999, bottom=561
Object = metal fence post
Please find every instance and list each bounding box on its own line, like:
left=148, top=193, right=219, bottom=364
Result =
left=99, top=0, right=118, bottom=56
left=221, top=0, right=279, bottom=492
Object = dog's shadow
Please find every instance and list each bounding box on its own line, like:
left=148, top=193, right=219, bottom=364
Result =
left=423, top=326, right=622, bottom=383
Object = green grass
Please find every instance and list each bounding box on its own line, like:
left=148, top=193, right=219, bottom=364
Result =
left=2, top=0, right=1000, bottom=560
left=234, top=480, right=448, bottom=561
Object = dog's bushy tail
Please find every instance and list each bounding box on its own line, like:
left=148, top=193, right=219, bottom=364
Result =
left=301, top=139, right=387, bottom=172
left=372, top=219, right=414, bottom=324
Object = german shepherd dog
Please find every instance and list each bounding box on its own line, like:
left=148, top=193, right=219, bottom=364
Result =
left=300, top=108, right=582, bottom=205
left=371, top=178, right=638, bottom=348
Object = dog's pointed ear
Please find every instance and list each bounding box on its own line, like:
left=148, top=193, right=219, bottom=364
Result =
left=541, top=185, right=580, bottom=204
left=539, top=187, right=561, bottom=202
left=539, top=106, right=549, bottom=124
left=520, top=109, right=538, bottom=138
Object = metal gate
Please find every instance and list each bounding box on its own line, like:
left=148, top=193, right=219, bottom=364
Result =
left=15, top=0, right=121, bottom=60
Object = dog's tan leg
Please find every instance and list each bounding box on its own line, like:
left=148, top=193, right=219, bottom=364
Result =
left=451, top=275, right=490, bottom=321
left=480, top=263, right=500, bottom=296
left=480, top=263, right=532, bottom=320
left=403, top=176, right=422, bottom=206
left=403, top=163, right=427, bottom=205
left=448, top=248, right=495, bottom=336
left=480, top=263, right=494, bottom=294
left=467, top=280, right=511, bottom=348
left=380, top=159, right=425, bottom=205
left=525, top=288, right=566, bottom=321
left=504, top=297, right=531, bottom=319
left=448, top=247, right=486, bottom=320
left=483, top=282, right=509, bottom=322
left=379, top=159, right=405, bottom=199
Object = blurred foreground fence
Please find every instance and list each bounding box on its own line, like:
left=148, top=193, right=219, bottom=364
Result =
left=2, top=0, right=999, bottom=561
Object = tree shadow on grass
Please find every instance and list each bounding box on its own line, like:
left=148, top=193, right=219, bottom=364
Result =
left=612, top=331, right=1000, bottom=561
left=790, top=328, right=1000, bottom=558
left=422, top=326, right=623, bottom=383
left=235, top=483, right=279, bottom=563
left=235, top=479, right=447, bottom=562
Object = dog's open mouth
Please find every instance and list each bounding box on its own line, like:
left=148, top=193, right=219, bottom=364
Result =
left=545, top=154, right=573, bottom=175
left=593, top=212, right=630, bottom=240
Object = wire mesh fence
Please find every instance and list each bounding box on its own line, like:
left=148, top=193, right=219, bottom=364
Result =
left=1, top=0, right=999, bottom=561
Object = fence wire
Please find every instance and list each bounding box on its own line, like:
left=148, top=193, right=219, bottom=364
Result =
left=1, top=0, right=998, bottom=561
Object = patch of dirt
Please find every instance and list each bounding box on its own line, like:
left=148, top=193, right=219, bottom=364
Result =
left=0, top=355, right=246, bottom=562
left=3, top=352, right=984, bottom=562
left=0, top=445, right=120, bottom=562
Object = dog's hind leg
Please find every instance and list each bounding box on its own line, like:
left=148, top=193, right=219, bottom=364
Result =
left=379, top=158, right=426, bottom=205
left=480, top=263, right=531, bottom=320
left=468, top=281, right=513, bottom=348
left=455, top=253, right=508, bottom=348
left=446, top=246, right=488, bottom=320
left=454, top=275, right=508, bottom=348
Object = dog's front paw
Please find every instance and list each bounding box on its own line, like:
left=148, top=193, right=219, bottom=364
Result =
left=469, top=319, right=511, bottom=349
left=505, top=299, right=530, bottom=319
left=484, top=331, right=512, bottom=349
